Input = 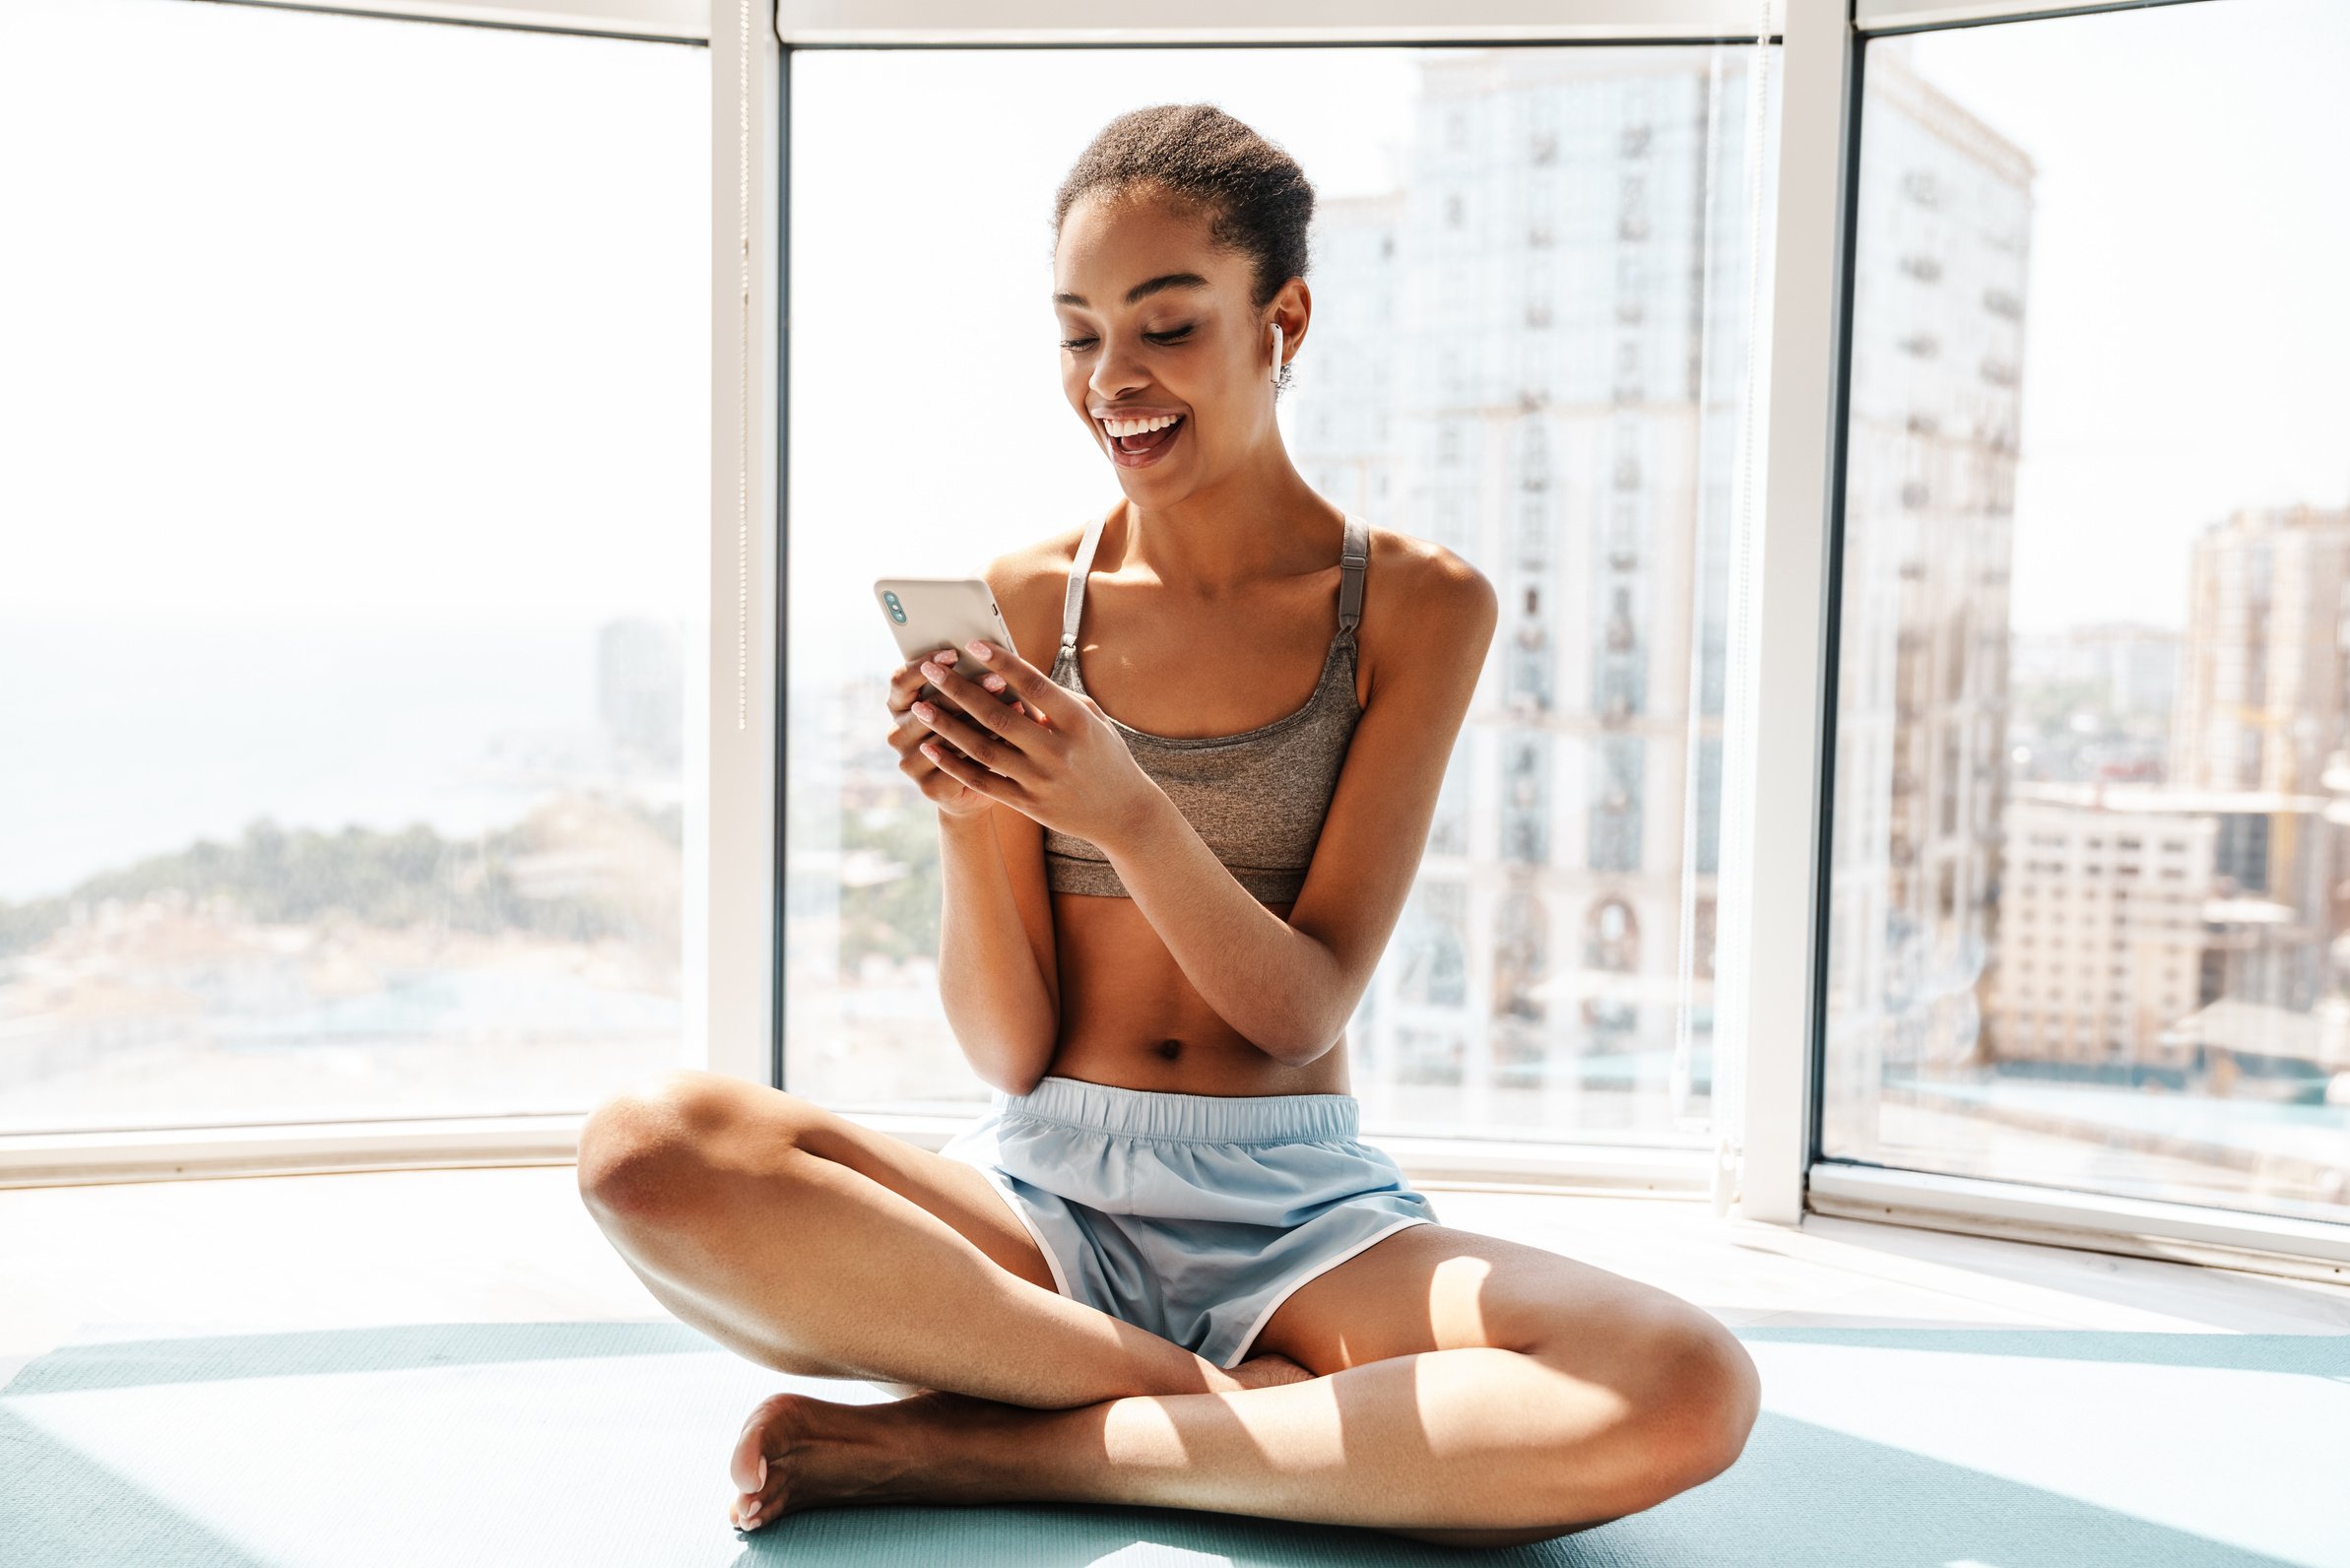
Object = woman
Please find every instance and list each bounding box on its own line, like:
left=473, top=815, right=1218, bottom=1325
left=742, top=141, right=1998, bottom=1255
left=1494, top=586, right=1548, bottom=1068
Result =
left=576, top=102, right=1758, bottom=1547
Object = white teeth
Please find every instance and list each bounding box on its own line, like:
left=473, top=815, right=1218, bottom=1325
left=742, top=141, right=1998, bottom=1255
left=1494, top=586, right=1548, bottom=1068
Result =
left=1102, top=414, right=1180, bottom=438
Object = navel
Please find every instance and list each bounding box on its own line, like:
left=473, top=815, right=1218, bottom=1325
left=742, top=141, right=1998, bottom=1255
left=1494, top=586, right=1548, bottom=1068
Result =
left=1153, top=1037, right=1183, bottom=1061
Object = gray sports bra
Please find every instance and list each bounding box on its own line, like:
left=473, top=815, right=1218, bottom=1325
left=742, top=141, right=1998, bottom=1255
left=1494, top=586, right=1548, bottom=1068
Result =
left=1041, top=511, right=1369, bottom=904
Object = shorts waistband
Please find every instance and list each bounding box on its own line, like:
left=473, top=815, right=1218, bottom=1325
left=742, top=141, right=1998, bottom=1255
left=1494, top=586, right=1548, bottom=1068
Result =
left=991, top=1075, right=1360, bottom=1143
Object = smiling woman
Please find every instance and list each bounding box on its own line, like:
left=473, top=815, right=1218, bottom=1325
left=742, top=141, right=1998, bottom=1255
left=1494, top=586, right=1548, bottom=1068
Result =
left=578, top=89, right=1760, bottom=1545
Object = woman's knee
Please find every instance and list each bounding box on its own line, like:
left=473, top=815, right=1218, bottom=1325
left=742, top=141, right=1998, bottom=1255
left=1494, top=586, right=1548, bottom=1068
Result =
left=1521, top=1299, right=1758, bottom=1525
left=576, top=1069, right=794, bottom=1219
left=1618, top=1306, right=1761, bottom=1508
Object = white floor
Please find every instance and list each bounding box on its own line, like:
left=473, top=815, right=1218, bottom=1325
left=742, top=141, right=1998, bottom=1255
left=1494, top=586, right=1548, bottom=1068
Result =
left=5, top=1164, right=2348, bottom=1393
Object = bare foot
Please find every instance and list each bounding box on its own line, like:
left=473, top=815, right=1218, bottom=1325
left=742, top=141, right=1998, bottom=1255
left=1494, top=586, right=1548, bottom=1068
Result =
left=1227, top=1350, right=1317, bottom=1390
left=726, top=1390, right=924, bottom=1532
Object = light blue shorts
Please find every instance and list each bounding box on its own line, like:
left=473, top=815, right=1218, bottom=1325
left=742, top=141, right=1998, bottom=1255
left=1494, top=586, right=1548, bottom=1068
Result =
left=936, top=1075, right=1441, bottom=1369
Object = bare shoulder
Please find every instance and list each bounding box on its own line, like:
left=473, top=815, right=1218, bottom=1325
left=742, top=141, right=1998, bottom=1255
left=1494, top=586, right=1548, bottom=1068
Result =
left=1357, top=522, right=1498, bottom=699
left=978, top=525, right=1087, bottom=674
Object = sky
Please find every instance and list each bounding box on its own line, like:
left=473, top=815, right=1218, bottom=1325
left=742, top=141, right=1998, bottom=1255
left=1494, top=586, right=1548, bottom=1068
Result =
left=0, top=0, right=709, bottom=630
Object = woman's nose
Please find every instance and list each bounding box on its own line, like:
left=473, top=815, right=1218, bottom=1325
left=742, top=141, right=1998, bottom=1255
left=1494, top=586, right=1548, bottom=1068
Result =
left=1089, top=338, right=1149, bottom=401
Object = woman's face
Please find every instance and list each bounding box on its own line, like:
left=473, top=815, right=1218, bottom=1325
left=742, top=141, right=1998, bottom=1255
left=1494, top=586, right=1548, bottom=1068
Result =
left=1051, top=187, right=1297, bottom=503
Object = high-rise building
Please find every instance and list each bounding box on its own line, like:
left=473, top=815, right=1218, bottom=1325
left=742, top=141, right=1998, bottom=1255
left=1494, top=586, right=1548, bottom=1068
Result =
left=1818, top=51, right=2033, bottom=1157
left=2170, top=505, right=2350, bottom=795
left=1292, top=47, right=1771, bottom=1134
left=1292, top=47, right=2032, bottom=1138
left=1993, top=789, right=2214, bottom=1067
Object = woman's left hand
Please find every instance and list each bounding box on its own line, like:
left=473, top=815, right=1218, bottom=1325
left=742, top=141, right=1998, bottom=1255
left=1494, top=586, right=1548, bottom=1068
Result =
left=907, top=640, right=1163, bottom=849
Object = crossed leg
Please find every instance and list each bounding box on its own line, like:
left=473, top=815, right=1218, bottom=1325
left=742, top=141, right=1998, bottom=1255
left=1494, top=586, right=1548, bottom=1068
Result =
left=748, top=1222, right=1762, bottom=1546
left=575, top=1069, right=1759, bottom=1545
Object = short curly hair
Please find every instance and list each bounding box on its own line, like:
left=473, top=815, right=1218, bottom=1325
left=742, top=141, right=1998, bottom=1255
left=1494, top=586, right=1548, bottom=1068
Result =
left=1053, top=103, right=1315, bottom=393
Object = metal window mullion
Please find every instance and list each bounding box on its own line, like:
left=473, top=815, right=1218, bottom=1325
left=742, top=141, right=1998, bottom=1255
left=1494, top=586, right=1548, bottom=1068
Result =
left=1724, top=0, right=1856, bottom=1226
left=775, top=0, right=1788, bottom=46
left=1856, top=0, right=2217, bottom=34
left=193, top=0, right=709, bottom=43
left=700, top=1, right=784, bottom=1086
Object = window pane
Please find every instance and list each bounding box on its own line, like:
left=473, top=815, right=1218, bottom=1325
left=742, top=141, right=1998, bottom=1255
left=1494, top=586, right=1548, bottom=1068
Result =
left=0, top=0, right=708, bottom=1131
left=785, top=45, right=1775, bottom=1142
left=1821, top=0, right=2350, bottom=1223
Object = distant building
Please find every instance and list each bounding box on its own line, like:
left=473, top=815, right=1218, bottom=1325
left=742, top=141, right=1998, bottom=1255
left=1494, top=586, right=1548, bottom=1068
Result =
left=1992, top=789, right=2213, bottom=1067
left=2008, top=622, right=2181, bottom=785
left=2157, top=504, right=2350, bottom=1049
left=1991, top=780, right=2334, bottom=1078
left=2170, top=505, right=2350, bottom=795
left=1291, top=47, right=1774, bottom=1130
left=1287, top=47, right=2032, bottom=1136
left=1818, top=49, right=2034, bottom=1157
left=2012, top=622, right=2182, bottom=725
left=1279, top=47, right=2034, bottom=1136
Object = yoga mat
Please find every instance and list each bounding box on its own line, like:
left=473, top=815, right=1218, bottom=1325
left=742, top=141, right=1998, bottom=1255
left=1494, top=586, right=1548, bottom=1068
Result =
left=4, top=1323, right=2345, bottom=1567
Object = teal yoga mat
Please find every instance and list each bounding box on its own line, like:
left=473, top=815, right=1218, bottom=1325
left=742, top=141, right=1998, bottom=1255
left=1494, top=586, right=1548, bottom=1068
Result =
left=4, top=1324, right=2346, bottom=1567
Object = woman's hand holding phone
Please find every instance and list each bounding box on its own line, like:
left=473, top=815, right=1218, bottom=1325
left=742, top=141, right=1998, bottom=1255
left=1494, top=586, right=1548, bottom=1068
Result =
left=887, top=648, right=1009, bottom=819
left=892, top=639, right=1160, bottom=849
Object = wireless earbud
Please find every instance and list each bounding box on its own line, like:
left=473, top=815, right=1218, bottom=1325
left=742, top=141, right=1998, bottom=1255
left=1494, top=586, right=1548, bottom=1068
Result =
left=1271, top=322, right=1284, bottom=383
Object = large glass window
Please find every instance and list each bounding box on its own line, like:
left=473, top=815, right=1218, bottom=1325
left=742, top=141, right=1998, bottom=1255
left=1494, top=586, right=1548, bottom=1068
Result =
left=0, top=0, right=708, bottom=1130
left=1822, top=0, right=2350, bottom=1222
left=785, top=45, right=1777, bottom=1141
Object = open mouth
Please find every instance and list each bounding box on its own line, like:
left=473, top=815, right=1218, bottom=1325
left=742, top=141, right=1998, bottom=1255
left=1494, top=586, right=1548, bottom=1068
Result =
left=1099, top=413, right=1185, bottom=468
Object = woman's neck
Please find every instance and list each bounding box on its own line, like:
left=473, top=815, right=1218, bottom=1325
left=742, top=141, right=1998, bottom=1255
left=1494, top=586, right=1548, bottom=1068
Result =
left=1116, top=450, right=1340, bottom=598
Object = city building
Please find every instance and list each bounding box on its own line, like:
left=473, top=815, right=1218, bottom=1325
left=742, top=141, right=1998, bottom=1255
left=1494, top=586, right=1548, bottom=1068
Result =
left=1991, top=788, right=2214, bottom=1068
left=1291, top=47, right=2034, bottom=1140
left=1816, top=49, right=2033, bottom=1159
left=2170, top=504, right=2350, bottom=795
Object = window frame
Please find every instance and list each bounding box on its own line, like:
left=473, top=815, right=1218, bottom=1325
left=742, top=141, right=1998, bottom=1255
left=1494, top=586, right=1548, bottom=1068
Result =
left=16, top=0, right=2342, bottom=1285
left=1808, top=0, right=2350, bottom=1276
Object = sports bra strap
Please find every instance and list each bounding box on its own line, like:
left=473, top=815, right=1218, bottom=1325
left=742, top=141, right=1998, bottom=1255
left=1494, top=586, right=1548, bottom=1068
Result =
left=1338, top=513, right=1368, bottom=634
left=1061, top=512, right=1108, bottom=654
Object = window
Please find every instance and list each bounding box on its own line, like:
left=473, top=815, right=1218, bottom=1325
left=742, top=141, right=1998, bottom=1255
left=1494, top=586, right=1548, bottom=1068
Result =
left=0, top=1, right=706, bottom=1134
left=782, top=44, right=1773, bottom=1141
left=1820, top=0, right=2350, bottom=1225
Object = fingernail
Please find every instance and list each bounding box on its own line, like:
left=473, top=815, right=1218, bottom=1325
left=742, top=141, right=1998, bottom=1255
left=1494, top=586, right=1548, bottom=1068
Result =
left=982, top=675, right=1005, bottom=692
left=919, top=661, right=942, bottom=680
left=936, top=648, right=957, bottom=662
left=757, top=1458, right=767, bottom=1490
left=966, top=641, right=993, bottom=660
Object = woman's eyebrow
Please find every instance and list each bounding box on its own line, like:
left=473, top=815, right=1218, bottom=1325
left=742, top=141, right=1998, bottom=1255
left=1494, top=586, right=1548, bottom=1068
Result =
left=1052, top=272, right=1211, bottom=308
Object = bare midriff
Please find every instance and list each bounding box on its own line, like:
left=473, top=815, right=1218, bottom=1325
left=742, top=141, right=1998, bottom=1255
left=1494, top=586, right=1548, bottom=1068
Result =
left=1043, top=889, right=1351, bottom=1098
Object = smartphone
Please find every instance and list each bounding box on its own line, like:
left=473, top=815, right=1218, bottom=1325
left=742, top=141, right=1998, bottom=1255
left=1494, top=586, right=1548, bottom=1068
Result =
left=873, top=575, right=1026, bottom=748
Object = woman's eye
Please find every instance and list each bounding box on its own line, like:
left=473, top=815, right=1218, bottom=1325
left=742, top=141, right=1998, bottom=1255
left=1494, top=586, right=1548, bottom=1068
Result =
left=1057, top=326, right=1193, bottom=351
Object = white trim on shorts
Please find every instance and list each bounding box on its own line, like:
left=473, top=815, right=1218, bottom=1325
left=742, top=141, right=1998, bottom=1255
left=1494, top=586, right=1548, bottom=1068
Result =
left=977, top=1166, right=1075, bottom=1301
left=1218, top=1214, right=1434, bottom=1368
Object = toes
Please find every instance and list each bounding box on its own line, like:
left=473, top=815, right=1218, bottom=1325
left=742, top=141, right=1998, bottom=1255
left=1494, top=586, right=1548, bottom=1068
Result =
left=730, top=1396, right=787, bottom=1493
left=727, top=1437, right=766, bottom=1497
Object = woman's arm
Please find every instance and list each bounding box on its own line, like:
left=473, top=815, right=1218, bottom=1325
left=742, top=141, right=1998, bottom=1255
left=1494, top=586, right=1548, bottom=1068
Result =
left=892, top=553, right=1069, bottom=1094
left=908, top=540, right=1495, bottom=1070
left=935, top=803, right=1060, bottom=1093
left=1092, top=556, right=1496, bottom=1065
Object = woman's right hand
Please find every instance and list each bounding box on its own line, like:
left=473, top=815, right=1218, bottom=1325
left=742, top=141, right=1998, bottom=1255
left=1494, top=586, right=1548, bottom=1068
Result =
left=886, top=648, right=1024, bottom=818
